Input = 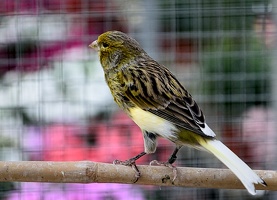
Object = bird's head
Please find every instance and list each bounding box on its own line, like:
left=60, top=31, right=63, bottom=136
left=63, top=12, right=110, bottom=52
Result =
left=89, top=31, right=147, bottom=71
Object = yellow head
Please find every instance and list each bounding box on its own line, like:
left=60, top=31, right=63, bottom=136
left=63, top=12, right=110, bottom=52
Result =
left=89, top=31, right=147, bottom=72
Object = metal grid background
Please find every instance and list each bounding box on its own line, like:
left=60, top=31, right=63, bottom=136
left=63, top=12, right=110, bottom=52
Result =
left=0, top=0, right=276, bottom=199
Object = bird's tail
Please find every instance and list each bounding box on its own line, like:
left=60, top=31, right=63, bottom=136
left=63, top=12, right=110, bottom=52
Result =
left=197, top=138, right=266, bottom=195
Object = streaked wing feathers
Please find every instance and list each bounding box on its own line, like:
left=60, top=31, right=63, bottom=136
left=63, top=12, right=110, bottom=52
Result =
left=122, top=60, right=212, bottom=138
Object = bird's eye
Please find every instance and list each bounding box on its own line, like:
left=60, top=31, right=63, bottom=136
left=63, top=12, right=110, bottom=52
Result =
left=102, top=42, right=109, bottom=48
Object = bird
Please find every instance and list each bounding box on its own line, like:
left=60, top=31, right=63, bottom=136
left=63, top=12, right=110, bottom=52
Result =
left=89, top=30, right=267, bottom=195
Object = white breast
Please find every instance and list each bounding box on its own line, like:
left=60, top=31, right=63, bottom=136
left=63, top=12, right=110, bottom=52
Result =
left=129, top=107, right=178, bottom=140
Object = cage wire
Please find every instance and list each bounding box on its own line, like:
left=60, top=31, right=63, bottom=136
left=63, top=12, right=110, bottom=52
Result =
left=0, top=0, right=276, bottom=199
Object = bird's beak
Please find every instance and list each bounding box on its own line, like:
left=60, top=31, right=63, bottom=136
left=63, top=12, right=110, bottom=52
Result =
left=89, top=40, right=99, bottom=51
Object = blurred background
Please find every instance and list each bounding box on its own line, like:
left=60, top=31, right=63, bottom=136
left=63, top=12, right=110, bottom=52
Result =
left=0, top=0, right=276, bottom=199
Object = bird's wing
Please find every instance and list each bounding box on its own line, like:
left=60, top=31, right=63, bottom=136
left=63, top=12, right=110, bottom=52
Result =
left=122, top=60, right=214, bottom=138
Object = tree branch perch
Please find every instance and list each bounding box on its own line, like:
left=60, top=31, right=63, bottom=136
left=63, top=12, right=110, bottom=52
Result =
left=0, top=161, right=276, bottom=191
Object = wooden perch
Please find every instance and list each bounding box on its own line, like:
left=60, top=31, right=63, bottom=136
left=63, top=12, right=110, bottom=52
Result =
left=0, top=161, right=276, bottom=191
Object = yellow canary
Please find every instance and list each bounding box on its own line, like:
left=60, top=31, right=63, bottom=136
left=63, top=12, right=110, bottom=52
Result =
left=89, top=31, right=266, bottom=195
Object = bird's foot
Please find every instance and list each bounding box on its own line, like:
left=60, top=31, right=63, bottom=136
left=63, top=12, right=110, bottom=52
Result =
left=113, top=152, right=146, bottom=183
left=113, top=158, right=141, bottom=183
left=150, top=160, right=178, bottom=182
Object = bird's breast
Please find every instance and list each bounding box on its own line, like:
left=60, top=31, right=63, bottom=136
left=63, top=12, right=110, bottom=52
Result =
left=129, top=107, right=178, bottom=141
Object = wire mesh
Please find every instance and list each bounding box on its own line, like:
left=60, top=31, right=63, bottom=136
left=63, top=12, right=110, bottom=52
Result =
left=0, top=0, right=276, bottom=199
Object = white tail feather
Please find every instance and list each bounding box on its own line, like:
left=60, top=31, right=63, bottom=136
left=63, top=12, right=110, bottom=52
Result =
left=198, top=139, right=265, bottom=195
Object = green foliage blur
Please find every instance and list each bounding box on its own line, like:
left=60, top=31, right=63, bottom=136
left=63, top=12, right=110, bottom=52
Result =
left=160, top=0, right=271, bottom=118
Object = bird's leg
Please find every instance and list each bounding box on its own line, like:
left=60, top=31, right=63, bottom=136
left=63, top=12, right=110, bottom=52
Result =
left=167, top=147, right=180, bottom=164
left=113, top=151, right=146, bottom=182
left=150, top=146, right=181, bottom=182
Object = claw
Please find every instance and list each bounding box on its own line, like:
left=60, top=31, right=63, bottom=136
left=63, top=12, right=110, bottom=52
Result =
left=150, top=160, right=178, bottom=182
left=113, top=158, right=141, bottom=182
left=113, top=152, right=146, bottom=183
